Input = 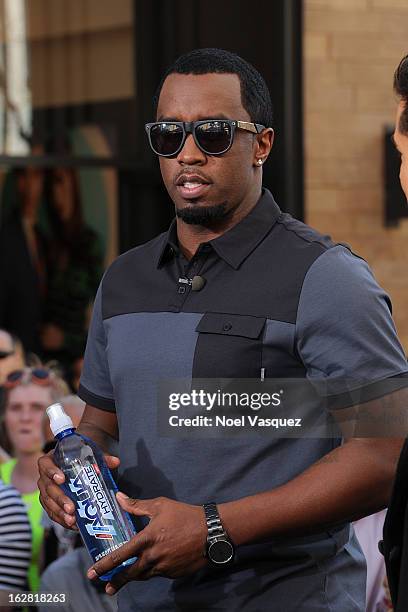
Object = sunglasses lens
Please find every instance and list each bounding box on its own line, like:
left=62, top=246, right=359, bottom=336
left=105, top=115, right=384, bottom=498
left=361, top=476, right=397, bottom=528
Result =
left=150, top=123, right=184, bottom=156
left=32, top=368, right=50, bottom=380
left=196, top=121, right=232, bottom=154
left=7, top=370, right=23, bottom=382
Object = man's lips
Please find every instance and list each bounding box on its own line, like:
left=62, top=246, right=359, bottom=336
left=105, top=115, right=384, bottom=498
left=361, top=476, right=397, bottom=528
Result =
left=176, top=182, right=211, bottom=199
left=175, top=173, right=212, bottom=199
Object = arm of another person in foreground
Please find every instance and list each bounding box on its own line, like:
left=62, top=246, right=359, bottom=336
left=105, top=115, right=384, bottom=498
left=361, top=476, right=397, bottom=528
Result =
left=37, top=404, right=119, bottom=529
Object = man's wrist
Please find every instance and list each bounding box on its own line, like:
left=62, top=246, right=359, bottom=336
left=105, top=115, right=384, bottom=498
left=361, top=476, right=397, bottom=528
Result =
left=203, top=502, right=235, bottom=565
left=217, top=496, right=268, bottom=547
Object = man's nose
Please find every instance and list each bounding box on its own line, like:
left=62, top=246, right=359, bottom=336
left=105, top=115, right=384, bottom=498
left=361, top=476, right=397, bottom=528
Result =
left=176, top=133, right=206, bottom=165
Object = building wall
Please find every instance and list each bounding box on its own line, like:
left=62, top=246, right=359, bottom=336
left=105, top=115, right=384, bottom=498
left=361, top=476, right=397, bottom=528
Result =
left=26, top=0, right=134, bottom=106
left=304, top=0, right=408, bottom=350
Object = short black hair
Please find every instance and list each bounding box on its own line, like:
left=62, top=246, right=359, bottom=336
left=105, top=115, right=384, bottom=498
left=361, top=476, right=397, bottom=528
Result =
left=153, top=48, right=273, bottom=128
left=394, top=54, right=408, bottom=134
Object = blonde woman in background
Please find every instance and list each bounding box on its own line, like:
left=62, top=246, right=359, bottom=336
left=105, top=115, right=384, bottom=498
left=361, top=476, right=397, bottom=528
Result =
left=0, top=367, right=68, bottom=591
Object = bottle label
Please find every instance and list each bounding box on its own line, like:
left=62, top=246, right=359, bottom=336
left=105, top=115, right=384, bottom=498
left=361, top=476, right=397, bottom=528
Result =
left=68, top=462, right=117, bottom=539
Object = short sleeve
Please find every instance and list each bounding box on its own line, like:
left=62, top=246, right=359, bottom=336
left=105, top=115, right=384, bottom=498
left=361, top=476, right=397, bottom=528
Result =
left=78, top=282, right=116, bottom=411
left=296, top=245, right=408, bottom=398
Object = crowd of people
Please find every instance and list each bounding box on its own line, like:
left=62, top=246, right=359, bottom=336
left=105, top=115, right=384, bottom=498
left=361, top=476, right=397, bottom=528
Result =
left=0, top=154, right=106, bottom=610
left=0, top=329, right=117, bottom=611
left=0, top=158, right=103, bottom=385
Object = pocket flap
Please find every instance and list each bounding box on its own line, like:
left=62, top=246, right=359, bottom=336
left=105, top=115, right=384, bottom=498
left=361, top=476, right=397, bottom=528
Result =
left=196, top=312, right=266, bottom=339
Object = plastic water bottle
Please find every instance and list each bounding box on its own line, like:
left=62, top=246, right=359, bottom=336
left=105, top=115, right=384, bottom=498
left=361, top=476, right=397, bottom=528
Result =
left=47, top=402, right=137, bottom=581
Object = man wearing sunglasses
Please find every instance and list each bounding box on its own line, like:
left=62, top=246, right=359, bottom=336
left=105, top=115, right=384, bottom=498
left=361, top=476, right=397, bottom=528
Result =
left=39, top=48, right=408, bottom=611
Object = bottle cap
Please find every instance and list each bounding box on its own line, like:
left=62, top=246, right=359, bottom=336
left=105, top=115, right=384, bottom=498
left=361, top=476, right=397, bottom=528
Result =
left=47, top=403, right=74, bottom=436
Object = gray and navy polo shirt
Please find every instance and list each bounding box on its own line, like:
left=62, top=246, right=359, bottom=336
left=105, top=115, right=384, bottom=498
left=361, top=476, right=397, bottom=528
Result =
left=79, top=189, right=408, bottom=611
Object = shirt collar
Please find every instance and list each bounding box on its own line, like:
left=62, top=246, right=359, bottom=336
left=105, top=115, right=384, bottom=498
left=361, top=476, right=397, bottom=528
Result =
left=157, top=188, right=281, bottom=269
left=157, top=218, right=180, bottom=267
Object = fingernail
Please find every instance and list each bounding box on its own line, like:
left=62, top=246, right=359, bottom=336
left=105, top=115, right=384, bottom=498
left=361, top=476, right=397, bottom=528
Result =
left=64, top=513, right=73, bottom=524
left=106, top=585, right=116, bottom=595
left=88, top=569, right=97, bottom=579
left=116, top=492, right=129, bottom=499
left=64, top=503, right=73, bottom=513
left=53, top=473, right=63, bottom=482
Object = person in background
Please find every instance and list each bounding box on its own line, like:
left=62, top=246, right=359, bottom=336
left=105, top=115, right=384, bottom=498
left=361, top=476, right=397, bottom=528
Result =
left=0, top=479, right=32, bottom=609
left=0, top=152, right=47, bottom=354
left=381, top=53, right=408, bottom=612
left=354, top=510, right=391, bottom=612
left=40, top=166, right=102, bottom=372
left=0, top=367, right=68, bottom=592
left=0, top=330, right=26, bottom=464
left=0, top=330, right=25, bottom=385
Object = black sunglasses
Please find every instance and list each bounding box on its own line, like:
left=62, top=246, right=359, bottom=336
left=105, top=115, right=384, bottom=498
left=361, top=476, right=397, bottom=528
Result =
left=145, top=119, right=265, bottom=157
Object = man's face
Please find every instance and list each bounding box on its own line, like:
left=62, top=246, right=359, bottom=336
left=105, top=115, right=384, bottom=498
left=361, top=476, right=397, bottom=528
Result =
left=156, top=73, right=261, bottom=224
left=393, top=101, right=408, bottom=200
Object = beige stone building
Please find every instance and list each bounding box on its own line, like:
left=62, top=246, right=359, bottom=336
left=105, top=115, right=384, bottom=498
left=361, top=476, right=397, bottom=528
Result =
left=304, top=0, right=408, bottom=349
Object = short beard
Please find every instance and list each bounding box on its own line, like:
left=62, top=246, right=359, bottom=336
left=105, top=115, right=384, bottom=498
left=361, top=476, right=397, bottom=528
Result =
left=176, top=202, right=228, bottom=226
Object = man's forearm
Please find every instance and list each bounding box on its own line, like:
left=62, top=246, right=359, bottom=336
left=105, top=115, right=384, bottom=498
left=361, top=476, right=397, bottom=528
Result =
left=218, top=438, right=403, bottom=546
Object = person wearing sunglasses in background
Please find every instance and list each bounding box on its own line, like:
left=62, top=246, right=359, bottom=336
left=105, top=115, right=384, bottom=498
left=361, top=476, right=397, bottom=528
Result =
left=0, top=330, right=25, bottom=387
left=1, top=367, right=68, bottom=592
left=38, top=48, right=408, bottom=611
left=0, top=330, right=26, bottom=464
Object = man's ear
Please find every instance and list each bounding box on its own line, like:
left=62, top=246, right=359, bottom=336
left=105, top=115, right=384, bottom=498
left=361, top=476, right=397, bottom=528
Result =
left=254, top=128, right=274, bottom=164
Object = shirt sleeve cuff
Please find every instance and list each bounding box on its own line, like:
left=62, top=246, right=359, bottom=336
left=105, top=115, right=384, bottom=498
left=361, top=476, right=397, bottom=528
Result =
left=325, top=370, right=408, bottom=411
left=77, top=384, right=116, bottom=412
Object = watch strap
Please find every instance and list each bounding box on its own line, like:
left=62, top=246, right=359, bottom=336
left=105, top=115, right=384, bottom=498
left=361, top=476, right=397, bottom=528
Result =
left=203, top=502, right=226, bottom=538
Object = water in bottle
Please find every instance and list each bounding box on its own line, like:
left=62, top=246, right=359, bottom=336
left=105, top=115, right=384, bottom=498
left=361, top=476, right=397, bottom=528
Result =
left=47, top=402, right=137, bottom=580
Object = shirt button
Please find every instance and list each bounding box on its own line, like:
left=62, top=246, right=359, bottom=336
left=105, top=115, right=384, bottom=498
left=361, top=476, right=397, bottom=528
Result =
left=223, top=323, right=232, bottom=331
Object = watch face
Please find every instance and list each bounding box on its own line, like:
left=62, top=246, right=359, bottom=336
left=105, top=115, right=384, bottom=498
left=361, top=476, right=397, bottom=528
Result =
left=208, top=539, right=234, bottom=564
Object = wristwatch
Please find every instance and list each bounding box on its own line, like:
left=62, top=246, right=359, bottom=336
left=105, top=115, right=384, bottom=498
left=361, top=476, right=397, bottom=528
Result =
left=203, top=502, right=235, bottom=566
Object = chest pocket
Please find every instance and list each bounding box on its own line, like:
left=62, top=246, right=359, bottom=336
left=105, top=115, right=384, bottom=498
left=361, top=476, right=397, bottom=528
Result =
left=192, top=312, right=266, bottom=378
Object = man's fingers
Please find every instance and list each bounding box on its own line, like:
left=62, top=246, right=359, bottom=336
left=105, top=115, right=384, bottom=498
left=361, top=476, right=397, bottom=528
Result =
left=116, top=493, right=153, bottom=518
left=38, top=453, right=65, bottom=483
left=104, top=565, right=135, bottom=594
left=104, top=454, right=120, bottom=469
left=39, top=493, right=76, bottom=528
left=106, top=553, right=163, bottom=593
left=40, top=480, right=75, bottom=514
left=88, top=531, right=150, bottom=579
